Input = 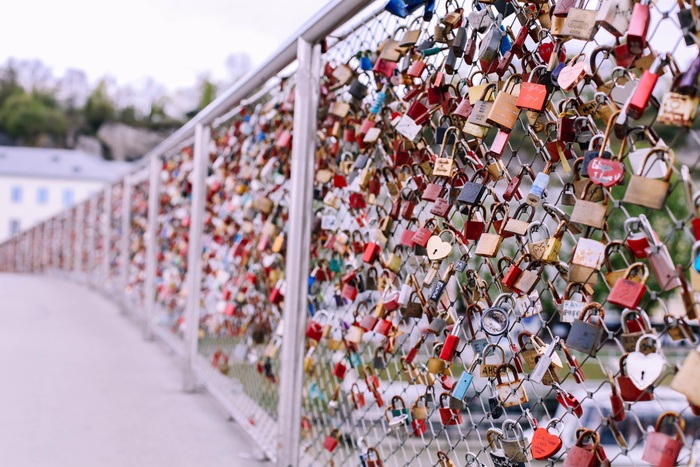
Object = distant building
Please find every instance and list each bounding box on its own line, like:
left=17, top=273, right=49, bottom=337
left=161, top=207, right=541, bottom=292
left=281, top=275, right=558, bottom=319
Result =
left=0, top=146, right=134, bottom=241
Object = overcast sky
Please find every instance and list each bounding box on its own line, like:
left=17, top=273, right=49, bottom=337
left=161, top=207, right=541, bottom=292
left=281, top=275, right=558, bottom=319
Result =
left=0, top=0, right=334, bottom=90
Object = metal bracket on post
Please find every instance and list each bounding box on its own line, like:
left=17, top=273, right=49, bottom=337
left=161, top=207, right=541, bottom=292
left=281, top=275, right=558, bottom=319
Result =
left=120, top=176, right=133, bottom=310
left=276, top=38, right=321, bottom=467
left=144, top=155, right=161, bottom=340
left=183, top=123, right=209, bottom=393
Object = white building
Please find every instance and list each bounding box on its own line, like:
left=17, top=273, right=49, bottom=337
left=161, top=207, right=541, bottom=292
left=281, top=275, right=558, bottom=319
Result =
left=0, top=146, right=134, bottom=241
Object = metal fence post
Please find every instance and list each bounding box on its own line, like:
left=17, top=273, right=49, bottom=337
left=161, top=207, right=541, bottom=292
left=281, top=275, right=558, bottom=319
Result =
left=120, top=176, right=133, bottom=307
left=73, top=204, right=84, bottom=277
left=66, top=211, right=72, bottom=274
left=183, top=124, right=209, bottom=392
left=276, top=38, right=321, bottom=467
left=102, top=187, right=112, bottom=289
left=144, top=156, right=161, bottom=339
left=87, top=196, right=97, bottom=284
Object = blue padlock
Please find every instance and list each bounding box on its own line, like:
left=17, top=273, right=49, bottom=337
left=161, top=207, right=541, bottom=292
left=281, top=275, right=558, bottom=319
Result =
left=452, top=371, right=473, bottom=401
left=693, top=241, right=700, bottom=272
left=499, top=25, right=511, bottom=56
left=359, top=52, right=373, bottom=71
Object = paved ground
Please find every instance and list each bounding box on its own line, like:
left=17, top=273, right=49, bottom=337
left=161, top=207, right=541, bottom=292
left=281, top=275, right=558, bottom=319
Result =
left=0, top=274, right=270, bottom=467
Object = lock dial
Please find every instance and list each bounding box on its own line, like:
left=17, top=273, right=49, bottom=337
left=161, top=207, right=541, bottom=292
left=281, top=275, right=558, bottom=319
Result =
left=481, top=307, right=509, bottom=336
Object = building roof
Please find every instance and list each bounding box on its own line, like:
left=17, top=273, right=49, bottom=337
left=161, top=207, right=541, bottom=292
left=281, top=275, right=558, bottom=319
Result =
left=0, top=146, right=134, bottom=182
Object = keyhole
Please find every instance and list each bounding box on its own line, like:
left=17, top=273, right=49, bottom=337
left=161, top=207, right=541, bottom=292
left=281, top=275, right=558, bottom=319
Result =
left=640, top=370, right=645, bottom=380
left=432, top=248, right=438, bottom=255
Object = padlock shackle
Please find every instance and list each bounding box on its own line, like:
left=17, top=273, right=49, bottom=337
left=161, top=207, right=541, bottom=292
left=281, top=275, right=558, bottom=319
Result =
left=654, top=411, right=686, bottom=439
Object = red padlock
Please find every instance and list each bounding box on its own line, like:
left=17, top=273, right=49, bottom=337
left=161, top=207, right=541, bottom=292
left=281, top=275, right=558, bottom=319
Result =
left=555, top=387, right=583, bottom=418
left=341, top=282, right=358, bottom=302
left=562, top=430, right=602, bottom=467
left=333, top=361, right=347, bottom=379
left=642, top=412, right=685, bottom=467
left=607, top=263, right=648, bottom=309
left=439, top=316, right=464, bottom=362
left=464, top=205, right=487, bottom=240
left=628, top=55, right=666, bottom=120
left=438, top=392, right=462, bottom=426
left=373, top=318, right=393, bottom=336
left=362, top=242, right=381, bottom=264
left=627, top=0, right=651, bottom=55
left=609, top=372, right=626, bottom=421
left=412, top=219, right=438, bottom=247
left=500, top=256, right=524, bottom=290
left=322, top=429, right=341, bottom=452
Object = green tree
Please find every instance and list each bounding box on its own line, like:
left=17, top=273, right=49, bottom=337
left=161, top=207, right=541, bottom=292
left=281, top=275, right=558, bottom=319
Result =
left=198, top=79, right=217, bottom=111
left=0, top=89, right=68, bottom=145
left=83, top=80, right=115, bottom=133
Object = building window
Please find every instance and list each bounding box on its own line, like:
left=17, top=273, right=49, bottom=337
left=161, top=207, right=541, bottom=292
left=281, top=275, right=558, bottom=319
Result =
left=9, top=219, right=19, bottom=236
left=62, top=189, right=74, bottom=207
left=37, top=187, right=48, bottom=205
left=10, top=186, right=21, bottom=203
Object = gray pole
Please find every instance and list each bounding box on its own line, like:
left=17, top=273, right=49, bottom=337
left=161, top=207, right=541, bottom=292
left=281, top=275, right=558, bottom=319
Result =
left=144, top=155, right=161, bottom=339
left=102, top=187, right=112, bottom=289
left=276, top=38, right=321, bottom=467
left=121, top=177, right=133, bottom=308
left=183, top=124, right=209, bottom=392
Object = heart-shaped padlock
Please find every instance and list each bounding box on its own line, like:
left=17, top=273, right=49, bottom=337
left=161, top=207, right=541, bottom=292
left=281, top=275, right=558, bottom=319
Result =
left=557, top=56, right=587, bottom=92
left=531, top=419, right=563, bottom=460
left=625, top=334, right=666, bottom=390
left=588, top=158, right=626, bottom=187
left=426, top=230, right=455, bottom=261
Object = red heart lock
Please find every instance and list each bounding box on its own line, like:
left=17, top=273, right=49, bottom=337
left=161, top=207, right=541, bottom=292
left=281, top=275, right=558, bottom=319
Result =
left=531, top=427, right=563, bottom=460
left=588, top=158, right=626, bottom=187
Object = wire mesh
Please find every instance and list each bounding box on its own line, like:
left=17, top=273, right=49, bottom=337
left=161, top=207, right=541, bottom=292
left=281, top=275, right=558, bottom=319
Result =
left=1, top=0, right=699, bottom=465
left=295, top=0, right=700, bottom=466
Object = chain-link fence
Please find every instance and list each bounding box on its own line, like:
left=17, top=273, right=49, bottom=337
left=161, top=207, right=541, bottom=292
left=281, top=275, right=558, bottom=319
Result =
left=2, top=0, right=700, bottom=465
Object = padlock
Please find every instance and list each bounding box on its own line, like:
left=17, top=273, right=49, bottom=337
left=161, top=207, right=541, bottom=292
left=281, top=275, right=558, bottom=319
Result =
left=501, top=419, right=532, bottom=462
left=623, top=148, right=674, bottom=211
left=503, top=203, right=535, bottom=237
left=526, top=221, right=551, bottom=261
left=495, top=363, right=528, bottom=407
left=466, top=304, right=489, bottom=355
left=596, top=0, right=631, bottom=36
left=569, top=237, right=605, bottom=284
left=481, top=343, right=507, bottom=378
left=570, top=182, right=609, bottom=229
left=323, top=428, right=342, bottom=452
left=516, top=66, right=548, bottom=112
left=627, top=0, right=651, bottom=55
left=671, top=344, right=700, bottom=406
left=433, top=128, right=459, bottom=177
left=561, top=0, right=599, bottom=40
left=478, top=24, right=505, bottom=62
left=468, top=83, right=497, bottom=128
left=365, top=447, right=384, bottom=467
left=541, top=220, right=567, bottom=263
left=642, top=412, right=685, bottom=467
left=617, top=352, right=654, bottom=401
left=475, top=207, right=505, bottom=258
left=512, top=261, right=543, bottom=296
left=452, top=357, right=480, bottom=401
left=628, top=55, right=668, bottom=120
left=625, top=334, right=667, bottom=390
left=486, top=74, right=522, bottom=131
left=439, top=315, right=464, bottom=362
left=567, top=302, right=606, bottom=356
left=620, top=308, right=654, bottom=352
left=607, top=262, right=649, bottom=309
left=562, top=430, right=602, bottom=467
left=457, top=167, right=489, bottom=207
left=438, top=392, right=462, bottom=425
left=531, top=418, right=564, bottom=460
left=640, top=214, right=682, bottom=291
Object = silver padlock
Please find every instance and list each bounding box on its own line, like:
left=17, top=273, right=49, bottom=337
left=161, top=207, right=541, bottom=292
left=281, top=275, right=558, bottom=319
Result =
left=478, top=24, right=505, bottom=62
left=501, top=419, right=532, bottom=462
left=640, top=214, right=682, bottom=291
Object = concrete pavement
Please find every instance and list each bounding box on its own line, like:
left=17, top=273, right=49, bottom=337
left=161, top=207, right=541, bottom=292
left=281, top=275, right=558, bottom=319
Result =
left=0, top=274, right=269, bottom=467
